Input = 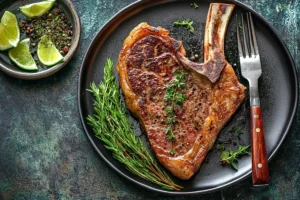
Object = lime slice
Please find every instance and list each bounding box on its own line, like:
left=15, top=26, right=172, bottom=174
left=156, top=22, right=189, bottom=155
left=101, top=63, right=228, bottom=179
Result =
left=37, top=35, right=63, bottom=66
left=0, top=24, right=12, bottom=50
left=9, top=38, right=38, bottom=70
left=20, top=0, right=55, bottom=18
left=0, top=11, right=20, bottom=50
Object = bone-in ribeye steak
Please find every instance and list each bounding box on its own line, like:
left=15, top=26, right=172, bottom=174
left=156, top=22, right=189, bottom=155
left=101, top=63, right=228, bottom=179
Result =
left=117, top=3, right=246, bottom=180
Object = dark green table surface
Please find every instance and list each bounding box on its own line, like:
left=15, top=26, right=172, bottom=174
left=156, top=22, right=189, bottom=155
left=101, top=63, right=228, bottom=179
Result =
left=0, top=0, right=299, bottom=199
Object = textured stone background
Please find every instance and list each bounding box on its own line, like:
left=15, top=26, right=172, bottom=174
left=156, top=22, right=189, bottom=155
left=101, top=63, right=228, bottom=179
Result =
left=0, top=0, right=299, bottom=199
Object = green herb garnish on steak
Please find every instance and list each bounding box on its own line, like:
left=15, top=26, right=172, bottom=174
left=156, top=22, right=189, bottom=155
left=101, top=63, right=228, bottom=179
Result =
left=164, top=70, right=188, bottom=155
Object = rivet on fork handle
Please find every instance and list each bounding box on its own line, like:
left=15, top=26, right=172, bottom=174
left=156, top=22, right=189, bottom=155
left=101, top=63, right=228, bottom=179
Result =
left=250, top=106, right=269, bottom=186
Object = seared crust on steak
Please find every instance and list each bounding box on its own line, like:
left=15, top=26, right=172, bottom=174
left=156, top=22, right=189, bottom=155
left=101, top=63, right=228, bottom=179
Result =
left=117, top=4, right=246, bottom=180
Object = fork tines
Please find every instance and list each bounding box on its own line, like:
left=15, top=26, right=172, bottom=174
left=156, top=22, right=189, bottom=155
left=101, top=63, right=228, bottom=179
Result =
left=237, top=13, right=259, bottom=58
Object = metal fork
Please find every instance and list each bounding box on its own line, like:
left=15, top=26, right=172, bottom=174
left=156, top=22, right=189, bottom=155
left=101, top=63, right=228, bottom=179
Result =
left=237, top=13, right=269, bottom=186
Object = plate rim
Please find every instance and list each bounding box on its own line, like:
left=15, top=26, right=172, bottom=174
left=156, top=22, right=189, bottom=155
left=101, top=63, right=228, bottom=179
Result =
left=0, top=0, right=81, bottom=80
left=77, top=0, right=299, bottom=195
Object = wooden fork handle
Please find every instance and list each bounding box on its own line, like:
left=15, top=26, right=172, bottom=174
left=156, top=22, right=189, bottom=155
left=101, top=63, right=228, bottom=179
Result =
left=250, top=106, right=269, bottom=185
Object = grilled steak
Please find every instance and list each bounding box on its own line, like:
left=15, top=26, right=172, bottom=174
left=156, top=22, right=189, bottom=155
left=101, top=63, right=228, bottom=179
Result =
left=117, top=3, right=246, bottom=180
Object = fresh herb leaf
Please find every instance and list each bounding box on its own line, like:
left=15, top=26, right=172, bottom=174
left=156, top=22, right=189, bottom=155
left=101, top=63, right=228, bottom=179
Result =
left=231, top=162, right=238, bottom=170
left=170, top=149, right=175, bottom=156
left=220, top=145, right=250, bottom=170
left=164, top=95, right=171, bottom=102
left=220, top=150, right=230, bottom=161
left=175, top=93, right=187, bottom=105
left=173, top=70, right=187, bottom=79
left=178, top=82, right=187, bottom=89
left=217, top=143, right=226, bottom=151
left=173, top=19, right=195, bottom=32
left=232, top=127, right=244, bottom=139
left=236, top=129, right=244, bottom=135
left=87, top=59, right=182, bottom=190
left=168, top=135, right=176, bottom=141
left=165, top=126, right=172, bottom=135
left=193, top=2, right=199, bottom=9
left=165, top=107, right=173, bottom=115
left=167, top=117, right=175, bottom=124
left=238, top=23, right=243, bottom=30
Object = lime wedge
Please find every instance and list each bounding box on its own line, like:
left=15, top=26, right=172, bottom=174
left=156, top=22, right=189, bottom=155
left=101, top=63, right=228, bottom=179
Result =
left=0, top=24, right=12, bottom=50
left=0, top=11, right=20, bottom=51
left=20, top=0, right=55, bottom=18
left=37, top=35, right=63, bottom=66
left=9, top=38, right=38, bottom=70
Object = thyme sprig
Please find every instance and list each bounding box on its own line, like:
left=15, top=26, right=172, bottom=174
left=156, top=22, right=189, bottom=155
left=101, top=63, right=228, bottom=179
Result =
left=220, top=145, right=250, bottom=170
left=173, top=19, right=195, bottom=33
left=87, top=59, right=182, bottom=191
left=164, top=71, right=188, bottom=155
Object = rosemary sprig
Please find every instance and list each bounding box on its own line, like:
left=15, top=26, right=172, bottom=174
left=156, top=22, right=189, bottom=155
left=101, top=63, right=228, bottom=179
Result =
left=220, top=145, right=250, bottom=170
left=164, top=71, right=187, bottom=155
left=173, top=19, right=195, bottom=33
left=87, top=59, right=182, bottom=191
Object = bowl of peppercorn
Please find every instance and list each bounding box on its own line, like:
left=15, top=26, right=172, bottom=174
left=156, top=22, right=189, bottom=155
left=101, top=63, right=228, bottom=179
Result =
left=0, top=0, right=80, bottom=79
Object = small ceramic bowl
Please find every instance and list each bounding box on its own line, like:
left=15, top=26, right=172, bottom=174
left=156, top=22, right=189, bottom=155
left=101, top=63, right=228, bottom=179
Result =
left=0, top=0, right=80, bottom=80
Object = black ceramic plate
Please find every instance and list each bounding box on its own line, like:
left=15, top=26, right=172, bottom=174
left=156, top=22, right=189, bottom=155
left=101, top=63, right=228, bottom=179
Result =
left=0, top=0, right=80, bottom=80
left=78, top=0, right=298, bottom=194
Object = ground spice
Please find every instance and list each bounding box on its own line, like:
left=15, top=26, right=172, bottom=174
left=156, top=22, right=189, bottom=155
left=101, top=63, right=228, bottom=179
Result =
left=19, top=4, right=72, bottom=64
